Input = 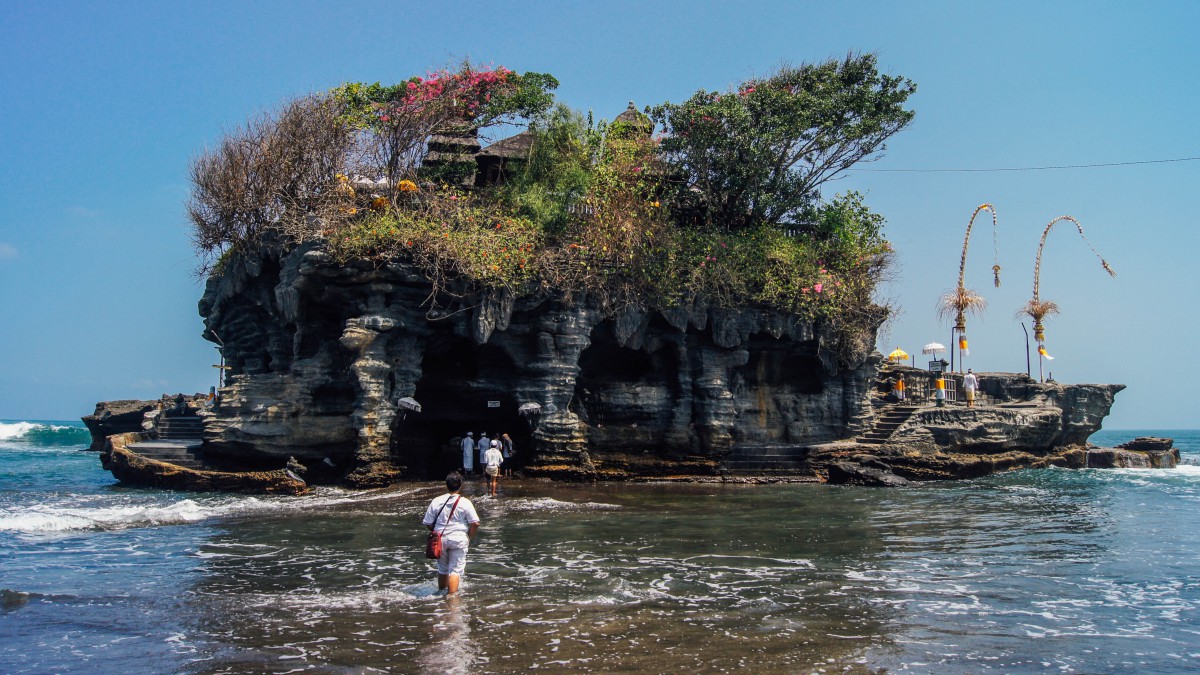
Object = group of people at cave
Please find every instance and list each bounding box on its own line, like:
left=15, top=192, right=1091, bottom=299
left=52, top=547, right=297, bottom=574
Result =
left=458, top=430, right=515, bottom=496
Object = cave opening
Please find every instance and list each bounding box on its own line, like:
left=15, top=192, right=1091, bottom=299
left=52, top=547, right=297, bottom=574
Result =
left=573, top=321, right=681, bottom=431
left=393, top=335, right=532, bottom=479
left=743, top=334, right=825, bottom=394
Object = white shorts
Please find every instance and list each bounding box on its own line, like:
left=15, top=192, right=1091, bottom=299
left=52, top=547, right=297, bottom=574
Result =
left=485, top=466, right=499, bottom=477
left=437, top=543, right=468, bottom=576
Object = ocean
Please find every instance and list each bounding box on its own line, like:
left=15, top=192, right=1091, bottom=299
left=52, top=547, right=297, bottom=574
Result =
left=2, top=420, right=1199, bottom=673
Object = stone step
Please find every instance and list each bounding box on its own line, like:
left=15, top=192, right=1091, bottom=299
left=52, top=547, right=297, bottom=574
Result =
left=158, top=430, right=204, bottom=440
left=725, top=452, right=812, bottom=462
left=721, top=466, right=814, bottom=475
left=720, top=456, right=806, bottom=468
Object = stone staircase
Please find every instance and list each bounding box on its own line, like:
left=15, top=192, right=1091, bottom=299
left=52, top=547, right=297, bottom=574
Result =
left=158, top=415, right=205, bottom=440
left=721, top=443, right=812, bottom=475
left=858, top=405, right=920, bottom=445
left=127, top=415, right=206, bottom=470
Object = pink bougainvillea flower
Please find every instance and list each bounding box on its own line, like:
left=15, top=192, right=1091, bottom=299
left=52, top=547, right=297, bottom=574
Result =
left=814, top=283, right=824, bottom=293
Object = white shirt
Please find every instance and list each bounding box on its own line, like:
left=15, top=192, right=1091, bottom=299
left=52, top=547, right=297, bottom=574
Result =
left=963, top=373, right=979, bottom=391
left=484, top=447, right=504, bottom=469
left=422, top=493, right=480, bottom=546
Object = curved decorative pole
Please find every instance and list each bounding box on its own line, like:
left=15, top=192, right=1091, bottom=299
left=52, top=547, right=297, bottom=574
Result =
left=939, top=204, right=1000, bottom=373
left=1020, top=215, right=1116, bottom=381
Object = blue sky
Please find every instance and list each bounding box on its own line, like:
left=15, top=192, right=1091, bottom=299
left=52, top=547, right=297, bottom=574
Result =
left=1, top=1, right=1196, bottom=428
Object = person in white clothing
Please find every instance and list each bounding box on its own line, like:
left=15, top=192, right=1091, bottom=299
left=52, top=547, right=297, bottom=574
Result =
left=483, top=440, right=504, bottom=496
left=459, top=432, right=475, bottom=474
left=476, top=433, right=491, bottom=475
left=963, top=369, right=979, bottom=408
left=422, top=472, right=480, bottom=595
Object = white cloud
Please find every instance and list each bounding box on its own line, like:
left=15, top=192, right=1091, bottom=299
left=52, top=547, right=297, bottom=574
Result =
left=0, top=242, right=17, bottom=260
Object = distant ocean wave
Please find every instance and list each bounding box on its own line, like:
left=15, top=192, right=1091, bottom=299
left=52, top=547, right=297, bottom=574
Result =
left=0, top=486, right=418, bottom=534
left=0, top=421, right=92, bottom=446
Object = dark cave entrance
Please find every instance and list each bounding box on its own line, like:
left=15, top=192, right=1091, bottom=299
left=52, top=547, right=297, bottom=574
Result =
left=572, top=319, right=682, bottom=450
left=393, top=336, right=532, bottom=480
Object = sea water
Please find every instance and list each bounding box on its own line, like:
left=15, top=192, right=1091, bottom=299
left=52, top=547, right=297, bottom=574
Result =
left=2, top=421, right=1199, bottom=673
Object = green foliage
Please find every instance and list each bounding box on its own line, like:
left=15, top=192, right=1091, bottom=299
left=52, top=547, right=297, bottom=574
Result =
left=416, top=160, right=477, bottom=185
left=649, top=53, right=915, bottom=229
left=190, top=58, right=911, bottom=354
left=327, top=190, right=543, bottom=292
left=499, top=105, right=602, bottom=234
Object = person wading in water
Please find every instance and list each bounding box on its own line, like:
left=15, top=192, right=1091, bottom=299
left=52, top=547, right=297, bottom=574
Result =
left=422, top=472, right=480, bottom=595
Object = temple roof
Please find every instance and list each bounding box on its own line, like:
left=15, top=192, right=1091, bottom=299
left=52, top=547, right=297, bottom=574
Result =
left=613, top=101, right=653, bottom=134
left=478, top=130, right=534, bottom=160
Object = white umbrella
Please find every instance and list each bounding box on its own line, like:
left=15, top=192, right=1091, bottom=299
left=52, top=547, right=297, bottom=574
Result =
left=922, top=342, right=947, bottom=355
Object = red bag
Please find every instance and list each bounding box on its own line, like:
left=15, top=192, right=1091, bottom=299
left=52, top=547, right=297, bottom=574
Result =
left=424, top=495, right=461, bottom=560
left=425, top=531, right=443, bottom=559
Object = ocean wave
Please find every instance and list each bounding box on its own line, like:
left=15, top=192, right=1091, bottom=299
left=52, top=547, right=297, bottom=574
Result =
left=0, top=421, right=92, bottom=446
left=0, top=486, right=422, bottom=534
left=495, top=496, right=622, bottom=512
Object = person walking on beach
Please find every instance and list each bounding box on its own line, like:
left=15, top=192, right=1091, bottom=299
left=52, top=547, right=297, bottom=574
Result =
left=500, top=432, right=514, bottom=476
left=422, top=472, right=480, bottom=595
left=484, top=440, right=504, bottom=496
left=460, top=432, right=475, bottom=475
left=476, top=432, right=490, bottom=475
left=963, top=369, right=979, bottom=408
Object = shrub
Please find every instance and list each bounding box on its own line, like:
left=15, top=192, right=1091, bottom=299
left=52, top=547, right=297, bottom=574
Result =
left=187, top=94, right=353, bottom=272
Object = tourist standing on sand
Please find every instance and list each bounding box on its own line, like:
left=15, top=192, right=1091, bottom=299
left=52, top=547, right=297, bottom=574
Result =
left=422, top=472, right=480, bottom=595
left=963, top=369, right=979, bottom=408
left=460, top=432, right=475, bottom=475
left=484, top=440, right=504, bottom=496
left=500, top=433, right=514, bottom=476
left=476, top=432, right=491, bottom=475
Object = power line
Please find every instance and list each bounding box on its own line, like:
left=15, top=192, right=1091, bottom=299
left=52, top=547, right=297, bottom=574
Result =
left=852, top=156, right=1200, bottom=173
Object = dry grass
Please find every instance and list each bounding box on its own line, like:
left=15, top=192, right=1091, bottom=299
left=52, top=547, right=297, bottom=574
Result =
left=1017, top=298, right=1060, bottom=323
left=936, top=286, right=988, bottom=323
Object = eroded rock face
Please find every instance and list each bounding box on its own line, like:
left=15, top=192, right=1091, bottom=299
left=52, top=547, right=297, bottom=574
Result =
left=81, top=399, right=159, bottom=451
left=197, top=243, right=882, bottom=485
left=1089, top=437, right=1179, bottom=469
left=835, top=370, right=1125, bottom=480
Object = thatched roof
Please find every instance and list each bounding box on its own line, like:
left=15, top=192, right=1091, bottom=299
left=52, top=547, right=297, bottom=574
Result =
left=613, top=101, right=652, bottom=134
left=478, top=130, right=534, bottom=160
left=427, top=132, right=482, bottom=155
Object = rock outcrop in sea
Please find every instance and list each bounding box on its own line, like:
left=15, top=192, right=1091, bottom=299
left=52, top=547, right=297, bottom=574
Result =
left=173, top=242, right=1126, bottom=487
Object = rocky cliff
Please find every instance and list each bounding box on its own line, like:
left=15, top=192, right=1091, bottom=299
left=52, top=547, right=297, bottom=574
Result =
left=823, top=369, right=1127, bottom=481
left=198, top=242, right=882, bottom=486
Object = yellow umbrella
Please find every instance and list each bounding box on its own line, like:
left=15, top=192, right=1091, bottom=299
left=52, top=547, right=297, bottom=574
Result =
left=887, top=347, right=909, bottom=363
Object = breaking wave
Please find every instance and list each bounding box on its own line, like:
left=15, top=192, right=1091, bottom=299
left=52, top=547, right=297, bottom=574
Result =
left=0, top=486, right=416, bottom=534
left=0, top=421, right=92, bottom=447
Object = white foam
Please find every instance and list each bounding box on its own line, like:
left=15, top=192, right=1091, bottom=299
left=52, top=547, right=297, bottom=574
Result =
left=500, top=497, right=621, bottom=511
left=0, top=422, right=38, bottom=440
left=0, top=485, right=424, bottom=534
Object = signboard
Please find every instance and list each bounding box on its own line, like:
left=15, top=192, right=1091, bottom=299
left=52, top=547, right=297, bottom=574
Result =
left=487, top=400, right=500, bottom=408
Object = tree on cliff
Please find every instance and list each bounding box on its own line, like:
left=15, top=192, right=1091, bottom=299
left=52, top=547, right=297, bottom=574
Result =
left=187, top=63, right=557, bottom=271
left=186, top=58, right=905, bottom=350
left=648, top=53, right=916, bottom=230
